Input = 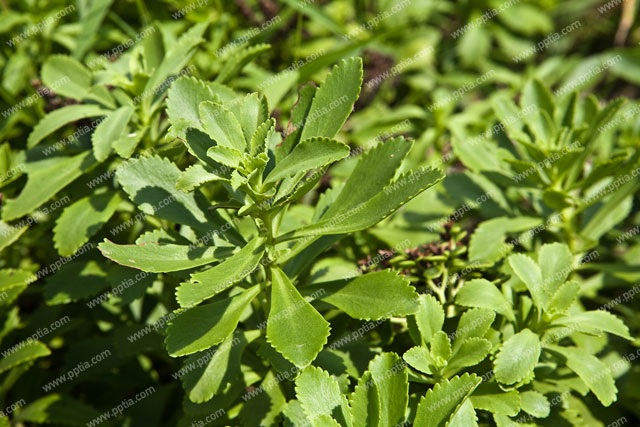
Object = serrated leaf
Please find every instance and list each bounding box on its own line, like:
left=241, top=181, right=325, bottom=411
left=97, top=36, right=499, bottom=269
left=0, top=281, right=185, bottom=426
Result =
left=181, top=332, right=250, bottom=403
left=412, top=294, right=445, bottom=345
left=468, top=217, right=541, bottom=264
left=455, top=280, right=514, bottom=322
left=446, top=338, right=492, bottom=376
left=280, top=167, right=443, bottom=239
left=116, top=155, right=234, bottom=236
left=322, top=136, right=413, bottom=219
left=538, top=243, right=572, bottom=293
left=165, top=285, right=259, bottom=357
left=27, top=105, right=108, bottom=148
left=494, top=329, right=540, bottom=385
left=553, top=310, right=631, bottom=339
left=199, top=101, right=246, bottom=152
left=239, top=93, right=269, bottom=144
left=216, top=43, right=271, bottom=84
left=54, top=190, right=121, bottom=256
left=206, top=145, right=244, bottom=169
left=519, top=391, right=550, bottom=418
left=267, top=266, right=330, bottom=367
left=349, top=371, right=380, bottom=427
left=0, top=269, right=36, bottom=307
left=403, top=346, right=432, bottom=375
left=176, top=236, right=265, bottom=307
left=431, top=331, right=452, bottom=362
left=176, top=164, right=226, bottom=191
left=41, top=55, right=92, bottom=100
left=455, top=309, right=496, bottom=346
left=250, top=117, right=275, bottom=156
left=0, top=340, right=50, bottom=374
left=0, top=221, right=27, bottom=251
left=414, top=373, right=481, bottom=427
left=300, top=58, right=363, bottom=141
left=44, top=260, right=111, bottom=305
left=98, top=240, right=234, bottom=272
left=296, top=366, right=344, bottom=422
left=2, top=152, right=93, bottom=221
left=309, top=270, right=419, bottom=320
left=548, top=345, right=617, bottom=406
left=508, top=254, right=548, bottom=310
left=166, top=76, right=216, bottom=137
left=264, top=137, right=349, bottom=185
left=368, top=353, right=408, bottom=427
left=448, top=399, right=478, bottom=427
left=548, top=280, right=580, bottom=313
left=92, top=106, right=134, bottom=161
left=469, top=382, right=521, bottom=416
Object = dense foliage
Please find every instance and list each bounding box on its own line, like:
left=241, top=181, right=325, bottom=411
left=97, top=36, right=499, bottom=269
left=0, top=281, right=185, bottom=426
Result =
left=1, top=0, right=640, bottom=426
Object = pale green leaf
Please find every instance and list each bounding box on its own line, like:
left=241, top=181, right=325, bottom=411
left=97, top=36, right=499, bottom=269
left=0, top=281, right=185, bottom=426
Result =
left=165, top=285, right=259, bottom=356
left=414, top=373, right=481, bottom=427
left=166, top=76, right=216, bottom=137
left=267, top=266, right=330, bottom=367
left=368, top=353, right=408, bottom=427
left=264, top=137, right=349, bottom=185
left=239, top=93, right=269, bottom=144
left=403, top=346, right=432, bottom=375
left=2, top=152, right=93, bottom=221
left=494, top=329, right=540, bottom=385
left=300, top=58, right=363, bottom=141
left=296, top=366, right=344, bottom=421
left=92, top=106, right=134, bottom=162
left=349, top=371, right=380, bottom=427
left=548, top=280, right=580, bottom=313
left=448, top=399, right=478, bottom=427
left=176, top=236, right=265, bottom=307
left=519, top=391, right=550, bottom=418
left=309, top=270, right=419, bottom=320
left=54, top=190, right=122, bottom=256
left=27, top=105, right=108, bottom=148
left=538, top=243, right=572, bottom=293
left=98, top=240, right=233, bottom=273
left=411, top=294, right=444, bottom=345
left=199, top=101, right=246, bottom=152
left=468, top=217, right=541, bottom=264
left=455, top=280, right=514, bottom=322
left=554, top=310, right=631, bottom=339
left=508, top=254, right=548, bottom=310
left=41, top=55, right=92, bottom=100
left=469, top=382, right=521, bottom=416
left=0, top=340, right=50, bottom=374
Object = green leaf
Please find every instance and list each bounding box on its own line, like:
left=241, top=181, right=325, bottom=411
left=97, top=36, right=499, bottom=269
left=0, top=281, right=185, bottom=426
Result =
left=14, top=394, right=100, bottom=426
left=548, top=280, right=579, bottom=313
left=92, top=106, right=134, bottom=162
left=0, top=269, right=36, bottom=307
left=468, top=217, right=541, bottom=264
left=176, top=164, right=226, bottom=191
left=176, top=236, right=266, bottom=307
left=2, top=152, right=93, bottom=221
left=508, top=254, right=548, bottom=310
left=180, top=332, right=250, bottom=403
left=454, top=309, right=496, bottom=347
left=431, top=331, right=452, bottom=362
left=368, top=353, right=408, bottom=427
left=0, top=221, right=27, bottom=251
left=166, top=76, right=216, bottom=137
left=44, top=261, right=111, bottom=305
left=412, top=294, right=444, bottom=345
left=264, top=137, right=349, bottom=185
left=322, top=136, right=413, bottom=219
left=455, top=280, right=515, bottom=321
left=295, top=366, right=344, bottom=422
left=446, top=338, right=492, bottom=376
left=206, top=145, right=244, bottom=169
left=414, top=373, right=481, bottom=427
left=41, top=55, right=92, bottom=100
left=239, top=93, right=269, bottom=145
left=538, top=243, right=572, bottom=293
left=310, top=270, right=419, bottom=320
left=267, top=266, right=330, bottom=367
left=469, top=382, right=521, bottom=416
left=116, top=155, right=231, bottom=234
left=199, top=101, right=246, bottom=152
left=98, top=240, right=234, bottom=272
left=521, top=79, right=554, bottom=120
left=250, top=117, right=275, bottom=156
left=349, top=371, right=381, bottom=427
left=0, top=340, right=50, bottom=374
left=27, top=105, right=108, bottom=148
left=73, top=0, right=113, bottom=59
left=553, top=310, right=631, bottom=339
left=494, top=329, right=540, bottom=386
left=403, top=346, right=432, bottom=375
left=519, top=391, right=550, bottom=418
left=300, top=57, right=363, bottom=141
left=448, top=399, right=478, bottom=427
left=548, top=345, right=617, bottom=406
left=165, top=285, right=259, bottom=356
left=280, top=167, right=444, bottom=239
left=216, top=43, right=271, bottom=84
left=54, top=190, right=122, bottom=256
